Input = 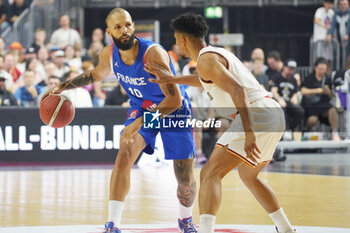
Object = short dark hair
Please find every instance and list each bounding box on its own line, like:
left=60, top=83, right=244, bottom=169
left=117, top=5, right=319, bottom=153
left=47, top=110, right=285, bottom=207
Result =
left=267, top=50, right=281, bottom=61
left=170, top=13, right=209, bottom=38
left=315, top=57, right=327, bottom=66
left=48, top=75, right=60, bottom=81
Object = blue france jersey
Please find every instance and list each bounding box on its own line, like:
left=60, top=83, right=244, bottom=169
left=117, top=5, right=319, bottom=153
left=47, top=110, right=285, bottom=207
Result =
left=111, top=37, right=189, bottom=110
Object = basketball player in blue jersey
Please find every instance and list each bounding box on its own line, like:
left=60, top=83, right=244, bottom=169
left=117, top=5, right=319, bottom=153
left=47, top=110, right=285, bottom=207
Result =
left=42, top=8, right=197, bottom=233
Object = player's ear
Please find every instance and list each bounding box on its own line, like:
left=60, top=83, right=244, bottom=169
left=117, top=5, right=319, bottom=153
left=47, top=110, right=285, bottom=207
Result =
left=106, top=27, right=111, bottom=36
left=180, top=35, right=186, bottom=46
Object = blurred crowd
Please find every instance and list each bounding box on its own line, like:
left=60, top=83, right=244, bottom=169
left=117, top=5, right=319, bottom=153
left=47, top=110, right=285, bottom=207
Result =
left=0, top=0, right=349, bottom=163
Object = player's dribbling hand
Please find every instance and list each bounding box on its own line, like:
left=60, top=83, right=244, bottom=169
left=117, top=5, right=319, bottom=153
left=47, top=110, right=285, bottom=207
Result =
left=40, top=86, right=61, bottom=103
left=244, top=131, right=261, bottom=163
left=144, top=63, right=174, bottom=84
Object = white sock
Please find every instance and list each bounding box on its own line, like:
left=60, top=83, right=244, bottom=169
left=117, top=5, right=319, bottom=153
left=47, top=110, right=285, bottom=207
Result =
left=269, top=208, right=293, bottom=233
left=108, top=200, right=124, bottom=228
left=179, top=203, right=193, bottom=220
left=199, top=214, right=216, bottom=233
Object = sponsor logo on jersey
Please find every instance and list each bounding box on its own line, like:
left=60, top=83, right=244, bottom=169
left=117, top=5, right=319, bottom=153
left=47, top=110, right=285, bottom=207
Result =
left=128, top=109, right=139, bottom=119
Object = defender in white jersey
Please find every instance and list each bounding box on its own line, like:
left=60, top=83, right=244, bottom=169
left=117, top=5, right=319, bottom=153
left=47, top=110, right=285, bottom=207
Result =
left=145, top=13, right=297, bottom=233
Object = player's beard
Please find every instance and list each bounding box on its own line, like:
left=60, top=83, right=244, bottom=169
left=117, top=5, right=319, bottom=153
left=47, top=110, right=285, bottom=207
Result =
left=112, top=33, right=135, bottom=51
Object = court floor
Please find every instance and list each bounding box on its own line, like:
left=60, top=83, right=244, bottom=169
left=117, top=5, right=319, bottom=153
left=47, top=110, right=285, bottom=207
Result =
left=0, top=152, right=350, bottom=233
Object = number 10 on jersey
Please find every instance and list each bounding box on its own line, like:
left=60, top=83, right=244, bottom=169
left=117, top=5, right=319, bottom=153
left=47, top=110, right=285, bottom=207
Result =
left=128, top=88, right=143, bottom=98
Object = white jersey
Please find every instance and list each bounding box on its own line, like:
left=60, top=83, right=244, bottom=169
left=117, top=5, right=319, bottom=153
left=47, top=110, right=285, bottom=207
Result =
left=197, top=45, right=270, bottom=118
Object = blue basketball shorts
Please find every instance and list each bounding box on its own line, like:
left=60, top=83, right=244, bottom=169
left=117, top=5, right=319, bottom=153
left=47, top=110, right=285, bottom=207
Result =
left=124, top=99, right=195, bottom=160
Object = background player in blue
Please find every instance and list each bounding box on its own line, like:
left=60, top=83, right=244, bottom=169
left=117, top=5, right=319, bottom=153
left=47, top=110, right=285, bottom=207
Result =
left=42, top=8, right=197, bottom=233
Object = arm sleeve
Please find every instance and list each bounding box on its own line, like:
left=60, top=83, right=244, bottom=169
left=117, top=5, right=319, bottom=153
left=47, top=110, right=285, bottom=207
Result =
left=327, top=13, right=337, bottom=35
left=73, top=30, right=82, bottom=44
left=315, top=8, right=322, bottom=21
left=50, top=30, right=58, bottom=45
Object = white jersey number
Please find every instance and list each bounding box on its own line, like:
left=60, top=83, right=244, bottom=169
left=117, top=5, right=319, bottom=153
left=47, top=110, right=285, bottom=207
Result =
left=128, top=88, right=143, bottom=98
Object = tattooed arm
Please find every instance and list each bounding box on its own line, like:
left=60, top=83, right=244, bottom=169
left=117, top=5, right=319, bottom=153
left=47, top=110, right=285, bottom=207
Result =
left=42, top=46, right=112, bottom=99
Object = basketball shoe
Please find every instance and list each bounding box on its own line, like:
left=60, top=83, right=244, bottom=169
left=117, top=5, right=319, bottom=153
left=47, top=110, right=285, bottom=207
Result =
left=178, top=216, right=197, bottom=233
left=104, top=221, right=121, bottom=233
left=275, top=226, right=298, bottom=233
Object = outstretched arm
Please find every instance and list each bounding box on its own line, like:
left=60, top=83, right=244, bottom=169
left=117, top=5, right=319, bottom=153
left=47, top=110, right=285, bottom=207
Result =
left=41, top=46, right=112, bottom=101
left=145, top=62, right=202, bottom=87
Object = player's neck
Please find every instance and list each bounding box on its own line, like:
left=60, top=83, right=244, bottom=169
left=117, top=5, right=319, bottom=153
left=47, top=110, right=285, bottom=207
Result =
left=190, top=41, right=207, bottom=61
left=118, top=39, right=139, bottom=65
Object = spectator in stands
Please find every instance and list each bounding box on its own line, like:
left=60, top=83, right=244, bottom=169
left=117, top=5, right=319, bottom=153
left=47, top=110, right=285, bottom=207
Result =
left=252, top=58, right=269, bottom=90
left=301, top=57, right=340, bottom=140
left=50, top=14, right=82, bottom=50
left=313, top=0, right=334, bottom=63
left=51, top=50, right=69, bottom=79
left=86, top=27, right=105, bottom=49
left=182, top=59, right=198, bottom=76
left=8, top=0, right=29, bottom=25
left=38, top=75, right=60, bottom=101
left=104, top=83, right=129, bottom=107
left=15, top=69, right=42, bottom=107
left=24, top=57, right=44, bottom=84
left=16, top=47, right=37, bottom=75
left=242, top=60, right=252, bottom=72
left=0, top=37, right=5, bottom=55
left=46, top=75, right=60, bottom=90
left=8, top=41, right=23, bottom=55
left=0, top=0, right=10, bottom=34
left=23, top=47, right=37, bottom=61
left=43, top=62, right=57, bottom=83
left=3, top=52, right=21, bottom=82
left=266, top=50, right=283, bottom=81
left=314, top=0, right=334, bottom=42
left=250, top=47, right=268, bottom=73
left=8, top=41, right=23, bottom=70
left=61, top=70, right=92, bottom=108
left=0, top=54, right=13, bottom=91
left=326, top=0, right=350, bottom=68
left=0, top=75, right=17, bottom=106
left=64, top=45, right=82, bottom=72
left=31, top=28, right=47, bottom=52
left=85, top=40, right=103, bottom=66
left=37, top=46, right=49, bottom=66
left=271, top=59, right=305, bottom=134
left=48, top=45, right=60, bottom=61
left=92, top=72, right=119, bottom=107
left=92, top=27, right=104, bottom=43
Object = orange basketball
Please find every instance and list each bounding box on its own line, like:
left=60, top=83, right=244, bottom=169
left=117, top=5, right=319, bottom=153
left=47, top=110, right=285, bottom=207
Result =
left=39, top=94, right=75, bottom=128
